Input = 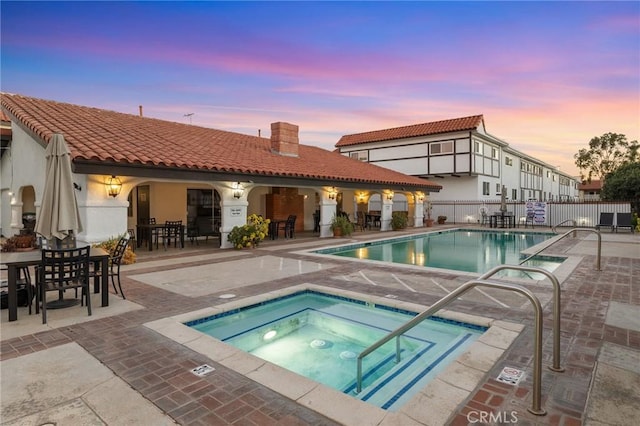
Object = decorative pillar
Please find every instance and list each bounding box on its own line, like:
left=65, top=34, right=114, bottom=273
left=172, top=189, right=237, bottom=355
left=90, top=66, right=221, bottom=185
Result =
left=220, top=191, right=248, bottom=249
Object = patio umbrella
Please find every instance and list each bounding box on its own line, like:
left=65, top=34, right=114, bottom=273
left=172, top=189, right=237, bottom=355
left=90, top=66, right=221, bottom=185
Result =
left=35, top=133, right=83, bottom=243
left=500, top=185, right=507, bottom=213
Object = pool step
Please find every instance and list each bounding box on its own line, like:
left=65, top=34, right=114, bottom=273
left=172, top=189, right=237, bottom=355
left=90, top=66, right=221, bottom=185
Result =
left=347, top=333, right=476, bottom=411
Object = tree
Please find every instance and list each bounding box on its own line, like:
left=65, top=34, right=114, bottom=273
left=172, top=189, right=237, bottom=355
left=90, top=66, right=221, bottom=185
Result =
left=574, top=132, right=639, bottom=182
left=600, top=162, right=640, bottom=211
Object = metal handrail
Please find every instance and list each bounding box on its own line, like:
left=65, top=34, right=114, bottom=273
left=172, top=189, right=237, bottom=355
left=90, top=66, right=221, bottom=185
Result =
left=520, top=228, right=601, bottom=271
left=479, top=265, right=564, bottom=372
left=356, top=279, right=548, bottom=416
left=552, top=219, right=577, bottom=235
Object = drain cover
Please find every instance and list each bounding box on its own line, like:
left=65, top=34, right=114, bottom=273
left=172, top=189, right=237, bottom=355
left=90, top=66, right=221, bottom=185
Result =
left=219, top=294, right=236, bottom=299
left=497, top=367, right=524, bottom=385
left=191, top=364, right=215, bottom=377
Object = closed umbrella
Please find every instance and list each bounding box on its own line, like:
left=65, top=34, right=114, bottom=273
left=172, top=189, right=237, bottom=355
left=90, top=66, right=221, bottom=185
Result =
left=500, top=185, right=507, bottom=213
left=35, top=133, right=83, bottom=245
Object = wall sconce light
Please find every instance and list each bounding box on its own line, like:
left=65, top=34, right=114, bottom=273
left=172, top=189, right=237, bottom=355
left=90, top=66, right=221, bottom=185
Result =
left=106, top=175, right=122, bottom=198
left=416, top=192, right=425, bottom=202
left=358, top=192, right=366, bottom=202
left=328, top=187, right=337, bottom=200
left=386, top=191, right=394, bottom=201
left=73, top=182, right=82, bottom=191
left=232, top=182, right=244, bottom=199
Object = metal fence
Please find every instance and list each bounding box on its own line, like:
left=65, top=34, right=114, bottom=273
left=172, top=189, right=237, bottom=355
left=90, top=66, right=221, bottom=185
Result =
left=429, top=200, right=632, bottom=228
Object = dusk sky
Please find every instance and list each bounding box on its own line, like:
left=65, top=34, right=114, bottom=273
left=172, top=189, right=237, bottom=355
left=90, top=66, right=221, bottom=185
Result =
left=2, top=1, right=639, bottom=177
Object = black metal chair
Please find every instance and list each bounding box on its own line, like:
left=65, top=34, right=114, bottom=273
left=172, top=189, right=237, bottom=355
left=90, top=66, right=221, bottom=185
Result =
left=615, top=212, right=634, bottom=233
left=127, top=229, right=137, bottom=252
left=0, top=265, right=34, bottom=314
left=162, top=220, right=183, bottom=249
left=279, top=215, right=297, bottom=239
left=595, top=212, right=614, bottom=232
left=36, top=246, right=91, bottom=324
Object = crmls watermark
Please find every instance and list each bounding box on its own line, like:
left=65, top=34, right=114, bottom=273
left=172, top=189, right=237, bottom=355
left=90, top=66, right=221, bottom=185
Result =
left=466, top=410, right=519, bottom=424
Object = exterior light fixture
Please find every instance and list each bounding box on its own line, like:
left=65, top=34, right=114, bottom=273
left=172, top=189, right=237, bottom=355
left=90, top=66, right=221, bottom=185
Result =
left=416, top=192, right=425, bottom=202
left=328, top=187, right=337, bottom=200
left=358, top=192, right=366, bottom=202
left=386, top=191, right=394, bottom=200
left=232, top=182, right=244, bottom=199
left=106, top=175, right=122, bottom=198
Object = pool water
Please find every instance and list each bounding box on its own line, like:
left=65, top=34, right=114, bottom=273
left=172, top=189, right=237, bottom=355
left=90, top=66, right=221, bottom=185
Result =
left=187, top=290, right=486, bottom=411
left=314, top=229, right=564, bottom=274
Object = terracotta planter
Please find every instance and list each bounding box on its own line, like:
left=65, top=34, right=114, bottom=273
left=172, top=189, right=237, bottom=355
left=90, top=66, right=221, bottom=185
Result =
left=332, top=228, right=343, bottom=238
left=425, top=219, right=434, bottom=227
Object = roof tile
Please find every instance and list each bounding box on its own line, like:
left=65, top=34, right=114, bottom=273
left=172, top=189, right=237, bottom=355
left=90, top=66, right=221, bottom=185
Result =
left=336, top=115, right=485, bottom=147
left=1, top=93, right=441, bottom=191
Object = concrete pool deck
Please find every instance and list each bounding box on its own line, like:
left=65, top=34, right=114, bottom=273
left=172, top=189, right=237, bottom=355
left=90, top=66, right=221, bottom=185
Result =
left=1, top=226, right=638, bottom=425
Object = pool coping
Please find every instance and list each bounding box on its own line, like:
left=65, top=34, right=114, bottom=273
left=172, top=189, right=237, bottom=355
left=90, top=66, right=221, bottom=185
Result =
left=144, top=283, right=525, bottom=426
left=294, top=227, right=580, bottom=285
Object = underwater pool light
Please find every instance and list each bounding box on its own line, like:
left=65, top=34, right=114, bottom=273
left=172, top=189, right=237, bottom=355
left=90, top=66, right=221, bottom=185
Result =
left=263, top=330, right=277, bottom=340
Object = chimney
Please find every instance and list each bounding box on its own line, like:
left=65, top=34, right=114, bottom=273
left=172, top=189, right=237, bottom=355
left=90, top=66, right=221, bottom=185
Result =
left=270, top=122, right=299, bottom=157
left=139, top=105, right=143, bottom=117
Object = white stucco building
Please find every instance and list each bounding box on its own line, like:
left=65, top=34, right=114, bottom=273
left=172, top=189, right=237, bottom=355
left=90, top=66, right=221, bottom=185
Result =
left=336, top=115, right=579, bottom=202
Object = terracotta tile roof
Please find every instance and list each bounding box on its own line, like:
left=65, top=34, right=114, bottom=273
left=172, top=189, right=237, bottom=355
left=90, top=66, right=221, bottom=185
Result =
left=336, top=115, right=485, bottom=147
left=1, top=93, right=441, bottom=191
left=578, top=180, right=602, bottom=191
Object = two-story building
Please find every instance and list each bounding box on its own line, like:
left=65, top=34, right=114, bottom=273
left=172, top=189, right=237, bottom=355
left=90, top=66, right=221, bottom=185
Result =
left=336, top=115, right=579, bottom=202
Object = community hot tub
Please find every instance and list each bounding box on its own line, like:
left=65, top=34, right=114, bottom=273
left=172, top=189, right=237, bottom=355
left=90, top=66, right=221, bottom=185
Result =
left=145, top=284, right=524, bottom=425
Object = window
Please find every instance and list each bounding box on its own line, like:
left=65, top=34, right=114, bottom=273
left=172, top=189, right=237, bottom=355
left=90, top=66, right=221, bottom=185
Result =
left=546, top=171, right=550, bottom=178
left=474, top=141, right=481, bottom=153
left=349, top=151, right=368, bottom=161
left=496, top=183, right=501, bottom=193
left=482, top=182, right=490, bottom=195
left=491, top=148, right=498, bottom=159
left=512, top=189, right=517, bottom=200
left=430, top=141, right=454, bottom=155
left=505, top=156, right=513, bottom=166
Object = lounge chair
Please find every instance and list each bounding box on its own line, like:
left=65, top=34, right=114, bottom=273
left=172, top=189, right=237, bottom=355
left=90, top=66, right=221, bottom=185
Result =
left=615, top=212, right=634, bottom=233
left=595, top=212, right=614, bottom=232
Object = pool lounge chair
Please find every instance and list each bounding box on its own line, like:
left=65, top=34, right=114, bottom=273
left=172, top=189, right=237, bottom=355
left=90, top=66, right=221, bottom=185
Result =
left=615, top=212, right=634, bottom=233
left=595, top=212, right=614, bottom=232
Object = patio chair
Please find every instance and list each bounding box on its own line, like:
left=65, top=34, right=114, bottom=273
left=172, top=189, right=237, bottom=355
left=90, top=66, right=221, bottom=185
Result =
left=0, top=265, right=34, bottom=314
left=595, top=212, right=614, bottom=232
left=279, top=215, right=297, bottom=239
left=354, top=211, right=367, bottom=231
left=90, top=234, right=130, bottom=299
left=161, top=220, right=183, bottom=249
left=615, top=212, right=634, bottom=233
left=127, top=229, right=136, bottom=252
left=37, top=246, right=91, bottom=324
left=523, top=211, right=535, bottom=228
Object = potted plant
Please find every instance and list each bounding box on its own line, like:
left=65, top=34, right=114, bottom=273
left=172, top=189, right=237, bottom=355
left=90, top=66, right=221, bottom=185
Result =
left=437, top=215, right=447, bottom=225
left=391, top=211, right=408, bottom=230
left=1, top=233, right=37, bottom=252
left=424, top=201, right=434, bottom=227
left=330, top=214, right=354, bottom=237
left=227, top=214, right=270, bottom=249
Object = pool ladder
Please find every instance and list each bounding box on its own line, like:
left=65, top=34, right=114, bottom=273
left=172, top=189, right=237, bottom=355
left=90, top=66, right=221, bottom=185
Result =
left=355, top=265, right=567, bottom=416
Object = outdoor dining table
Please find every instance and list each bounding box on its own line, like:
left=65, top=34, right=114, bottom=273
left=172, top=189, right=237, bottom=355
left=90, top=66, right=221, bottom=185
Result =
left=1, top=246, right=110, bottom=322
left=136, top=223, right=185, bottom=251
left=489, top=212, right=515, bottom=229
left=268, top=219, right=287, bottom=240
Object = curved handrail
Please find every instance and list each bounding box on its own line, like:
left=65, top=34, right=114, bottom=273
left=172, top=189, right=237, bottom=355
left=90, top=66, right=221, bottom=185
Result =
left=356, top=279, right=547, bottom=416
left=552, top=219, right=577, bottom=234
left=479, top=265, right=564, bottom=372
left=520, top=228, right=601, bottom=271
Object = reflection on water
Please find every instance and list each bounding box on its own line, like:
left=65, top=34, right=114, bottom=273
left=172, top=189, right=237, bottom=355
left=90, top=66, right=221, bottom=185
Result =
left=331, top=230, right=561, bottom=274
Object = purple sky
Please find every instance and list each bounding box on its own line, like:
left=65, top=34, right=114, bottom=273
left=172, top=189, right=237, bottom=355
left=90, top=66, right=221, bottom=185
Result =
left=2, top=1, right=639, bottom=176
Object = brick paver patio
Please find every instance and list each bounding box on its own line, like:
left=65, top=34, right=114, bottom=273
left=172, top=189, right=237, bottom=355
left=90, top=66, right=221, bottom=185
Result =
left=2, top=227, right=638, bottom=425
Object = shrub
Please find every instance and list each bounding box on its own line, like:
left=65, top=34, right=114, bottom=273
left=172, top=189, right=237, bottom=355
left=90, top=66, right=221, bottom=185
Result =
left=391, top=211, right=408, bottom=230
left=227, top=214, right=270, bottom=249
left=93, top=234, right=137, bottom=265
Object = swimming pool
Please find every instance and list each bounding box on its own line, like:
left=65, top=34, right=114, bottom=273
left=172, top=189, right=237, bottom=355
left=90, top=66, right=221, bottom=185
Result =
left=312, top=229, right=565, bottom=274
left=186, top=290, right=486, bottom=411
